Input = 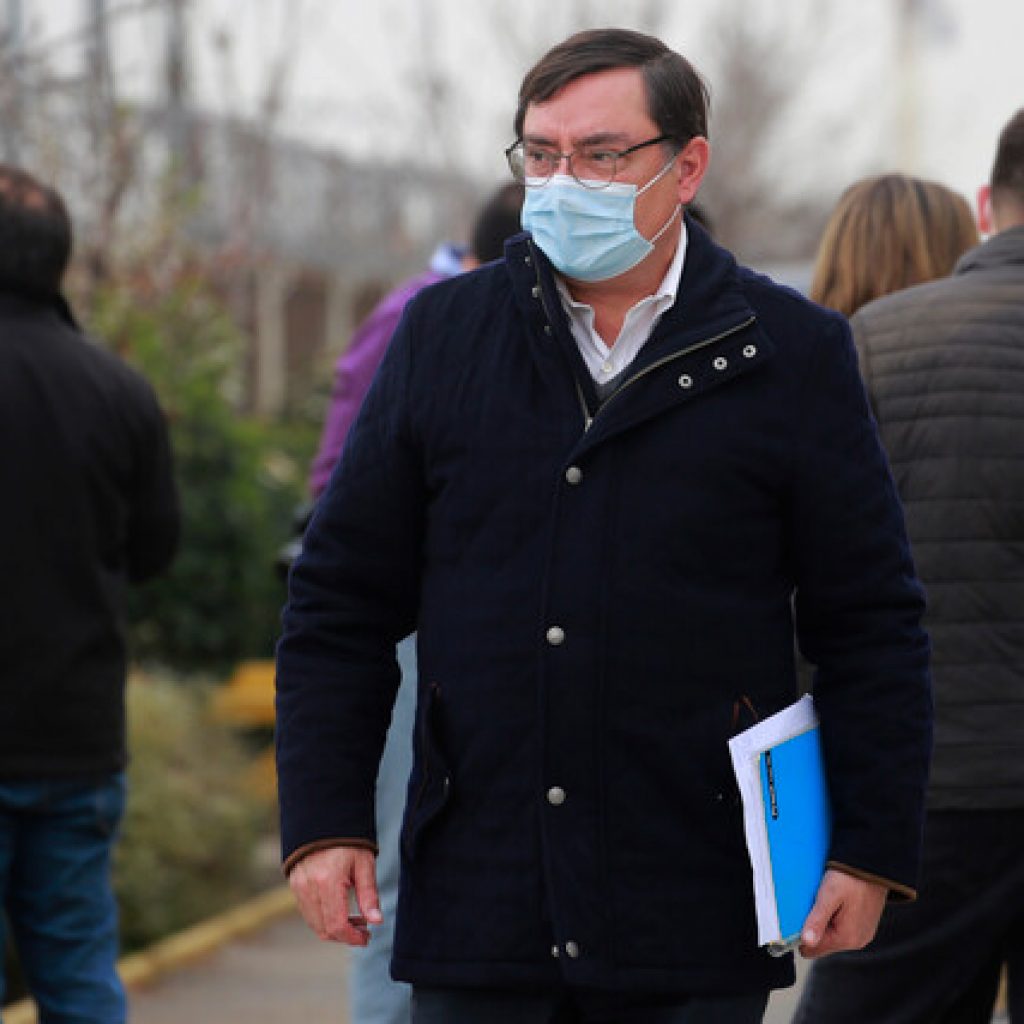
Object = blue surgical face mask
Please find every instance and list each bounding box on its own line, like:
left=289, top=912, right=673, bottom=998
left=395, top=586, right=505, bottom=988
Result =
left=521, top=156, right=680, bottom=282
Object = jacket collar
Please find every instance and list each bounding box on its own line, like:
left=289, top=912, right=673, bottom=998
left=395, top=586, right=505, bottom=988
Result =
left=955, top=224, right=1024, bottom=276
left=502, top=215, right=767, bottom=450
left=0, top=288, right=80, bottom=329
left=504, top=213, right=754, bottom=357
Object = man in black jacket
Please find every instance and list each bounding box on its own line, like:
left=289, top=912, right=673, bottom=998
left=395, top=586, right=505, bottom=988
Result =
left=795, top=110, right=1024, bottom=1023
left=277, top=29, right=932, bottom=1024
left=0, top=166, right=179, bottom=1021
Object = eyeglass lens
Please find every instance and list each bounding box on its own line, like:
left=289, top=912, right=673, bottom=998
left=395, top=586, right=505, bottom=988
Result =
left=508, top=143, right=621, bottom=188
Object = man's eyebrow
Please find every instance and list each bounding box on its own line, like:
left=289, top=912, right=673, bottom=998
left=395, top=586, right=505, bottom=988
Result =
left=576, top=132, right=633, bottom=146
left=521, top=131, right=633, bottom=147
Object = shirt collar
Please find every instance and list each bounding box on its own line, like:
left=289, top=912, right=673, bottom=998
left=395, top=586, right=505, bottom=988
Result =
left=555, top=219, right=688, bottom=314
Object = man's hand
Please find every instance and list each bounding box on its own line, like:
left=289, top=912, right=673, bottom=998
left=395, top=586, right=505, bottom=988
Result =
left=288, top=846, right=382, bottom=946
left=798, top=868, right=888, bottom=959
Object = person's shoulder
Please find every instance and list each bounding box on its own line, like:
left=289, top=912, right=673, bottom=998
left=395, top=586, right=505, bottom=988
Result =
left=362, top=268, right=446, bottom=326
left=11, top=302, right=142, bottom=381
left=71, top=330, right=164, bottom=413
left=739, top=264, right=828, bottom=315
left=405, top=256, right=514, bottom=324
left=734, top=263, right=850, bottom=348
left=852, top=273, right=970, bottom=340
left=0, top=296, right=165, bottom=425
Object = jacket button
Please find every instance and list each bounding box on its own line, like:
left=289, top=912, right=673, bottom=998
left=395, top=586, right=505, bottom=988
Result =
left=713, top=356, right=728, bottom=371
left=532, top=285, right=541, bottom=298
left=551, top=944, right=560, bottom=958
left=743, top=344, right=757, bottom=358
left=565, top=466, right=583, bottom=485
left=544, top=325, right=553, bottom=336
left=546, top=786, right=567, bottom=806
left=546, top=626, right=565, bottom=646
left=565, top=940, right=580, bottom=958
left=678, top=374, right=693, bottom=389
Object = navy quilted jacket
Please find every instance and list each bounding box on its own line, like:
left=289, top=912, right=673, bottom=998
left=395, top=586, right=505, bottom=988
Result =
left=276, top=218, right=931, bottom=996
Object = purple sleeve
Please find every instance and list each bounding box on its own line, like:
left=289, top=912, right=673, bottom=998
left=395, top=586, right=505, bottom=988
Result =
left=309, top=272, right=441, bottom=497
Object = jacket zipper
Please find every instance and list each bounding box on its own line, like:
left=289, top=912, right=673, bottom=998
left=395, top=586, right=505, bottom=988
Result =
left=525, top=240, right=756, bottom=433
left=586, top=315, right=756, bottom=429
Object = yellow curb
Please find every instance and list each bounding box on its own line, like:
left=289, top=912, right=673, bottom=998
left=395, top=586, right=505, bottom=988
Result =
left=4, top=885, right=296, bottom=1024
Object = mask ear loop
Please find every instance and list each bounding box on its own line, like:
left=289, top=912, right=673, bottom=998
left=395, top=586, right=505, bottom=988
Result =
left=649, top=203, right=682, bottom=245
left=637, top=151, right=684, bottom=245
left=636, top=151, right=681, bottom=196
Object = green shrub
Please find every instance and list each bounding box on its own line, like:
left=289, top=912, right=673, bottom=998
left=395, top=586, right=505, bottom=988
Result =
left=115, top=674, right=274, bottom=951
left=86, top=278, right=317, bottom=671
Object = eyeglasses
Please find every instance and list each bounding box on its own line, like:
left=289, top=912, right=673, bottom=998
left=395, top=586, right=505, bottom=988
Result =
left=505, top=134, right=675, bottom=190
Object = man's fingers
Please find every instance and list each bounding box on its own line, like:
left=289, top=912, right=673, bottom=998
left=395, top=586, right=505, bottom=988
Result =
left=799, top=868, right=847, bottom=958
left=288, top=860, right=326, bottom=938
left=798, top=868, right=888, bottom=959
left=288, top=847, right=378, bottom=946
left=798, top=893, right=837, bottom=958
left=353, top=850, right=384, bottom=926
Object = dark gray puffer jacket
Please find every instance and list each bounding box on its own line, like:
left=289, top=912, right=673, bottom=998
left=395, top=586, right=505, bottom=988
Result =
left=852, top=225, right=1024, bottom=810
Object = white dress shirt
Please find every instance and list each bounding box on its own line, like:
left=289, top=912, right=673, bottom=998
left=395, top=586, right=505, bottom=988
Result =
left=554, top=219, right=688, bottom=385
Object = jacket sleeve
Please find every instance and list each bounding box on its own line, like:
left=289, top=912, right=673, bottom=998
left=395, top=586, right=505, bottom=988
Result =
left=276, top=303, right=425, bottom=864
left=789, top=313, right=932, bottom=896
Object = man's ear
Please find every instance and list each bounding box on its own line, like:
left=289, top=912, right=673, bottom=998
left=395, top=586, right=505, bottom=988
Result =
left=675, top=137, right=710, bottom=206
left=977, top=184, right=993, bottom=235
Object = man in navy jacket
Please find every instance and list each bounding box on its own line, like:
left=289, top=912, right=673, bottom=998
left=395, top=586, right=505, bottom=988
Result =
left=276, top=28, right=931, bottom=1023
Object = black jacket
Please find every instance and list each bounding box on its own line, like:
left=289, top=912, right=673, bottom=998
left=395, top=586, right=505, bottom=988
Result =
left=852, top=226, right=1024, bottom=811
left=0, top=291, right=179, bottom=778
left=276, top=219, right=931, bottom=995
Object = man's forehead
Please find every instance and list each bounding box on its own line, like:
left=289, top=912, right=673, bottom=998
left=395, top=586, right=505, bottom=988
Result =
left=522, top=67, right=654, bottom=140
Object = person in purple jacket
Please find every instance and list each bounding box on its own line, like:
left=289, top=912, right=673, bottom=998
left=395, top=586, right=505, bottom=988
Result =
left=307, top=180, right=523, bottom=1024
left=309, top=245, right=460, bottom=499
left=310, top=182, right=525, bottom=500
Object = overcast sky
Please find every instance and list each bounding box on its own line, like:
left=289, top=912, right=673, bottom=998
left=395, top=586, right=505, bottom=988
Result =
left=16, top=0, right=1024, bottom=210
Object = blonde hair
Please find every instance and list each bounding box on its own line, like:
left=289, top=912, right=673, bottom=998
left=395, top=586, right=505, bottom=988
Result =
left=810, top=174, right=978, bottom=318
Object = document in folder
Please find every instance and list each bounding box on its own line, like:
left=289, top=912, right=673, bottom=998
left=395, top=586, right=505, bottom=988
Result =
left=728, top=694, right=831, bottom=952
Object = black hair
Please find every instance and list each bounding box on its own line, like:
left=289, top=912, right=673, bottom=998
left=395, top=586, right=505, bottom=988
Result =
left=991, top=108, right=1024, bottom=210
left=0, top=164, right=72, bottom=295
left=513, top=28, right=709, bottom=146
left=470, top=181, right=526, bottom=264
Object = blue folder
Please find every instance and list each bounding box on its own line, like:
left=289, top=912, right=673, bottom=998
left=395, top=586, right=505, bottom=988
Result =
left=758, top=725, right=832, bottom=944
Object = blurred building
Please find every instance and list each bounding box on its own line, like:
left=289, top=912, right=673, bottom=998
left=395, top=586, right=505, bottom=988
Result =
left=0, top=0, right=482, bottom=415
left=189, top=113, right=478, bottom=414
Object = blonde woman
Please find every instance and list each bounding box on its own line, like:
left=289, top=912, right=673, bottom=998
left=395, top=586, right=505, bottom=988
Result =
left=811, top=173, right=978, bottom=317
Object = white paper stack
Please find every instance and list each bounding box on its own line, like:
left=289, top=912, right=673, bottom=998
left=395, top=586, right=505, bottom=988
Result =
left=728, top=694, right=831, bottom=952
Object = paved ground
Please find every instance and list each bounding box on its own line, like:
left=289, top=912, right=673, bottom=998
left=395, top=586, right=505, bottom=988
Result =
left=129, top=912, right=350, bottom=1024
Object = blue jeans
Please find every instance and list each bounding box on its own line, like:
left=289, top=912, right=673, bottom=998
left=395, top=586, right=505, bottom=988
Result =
left=348, top=635, right=417, bottom=1024
left=411, top=987, right=769, bottom=1023
left=0, top=774, right=127, bottom=1024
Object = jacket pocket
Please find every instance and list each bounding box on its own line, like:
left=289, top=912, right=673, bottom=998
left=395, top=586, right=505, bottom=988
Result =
left=401, top=682, right=452, bottom=861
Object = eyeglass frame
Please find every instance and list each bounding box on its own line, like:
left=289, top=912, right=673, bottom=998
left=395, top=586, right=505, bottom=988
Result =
left=505, top=134, right=678, bottom=190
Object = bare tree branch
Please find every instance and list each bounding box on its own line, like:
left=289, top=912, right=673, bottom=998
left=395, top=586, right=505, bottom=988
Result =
left=0, top=0, right=164, bottom=75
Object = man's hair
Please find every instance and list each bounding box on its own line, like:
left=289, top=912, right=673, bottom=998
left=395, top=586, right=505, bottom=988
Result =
left=687, top=201, right=714, bottom=237
left=0, top=165, right=72, bottom=295
left=471, top=181, right=525, bottom=264
left=990, top=108, right=1024, bottom=214
left=810, top=173, right=978, bottom=318
left=513, top=29, right=709, bottom=146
